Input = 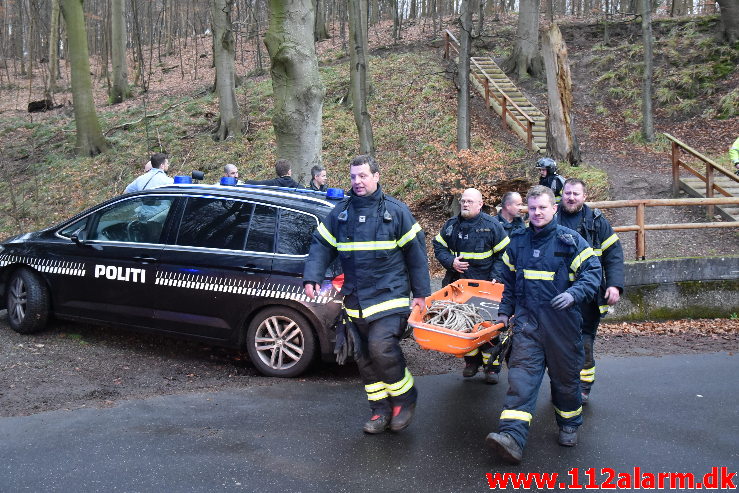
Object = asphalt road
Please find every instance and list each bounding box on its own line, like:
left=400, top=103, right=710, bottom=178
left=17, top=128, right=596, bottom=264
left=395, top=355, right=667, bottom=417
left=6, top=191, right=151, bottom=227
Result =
left=1, top=353, right=737, bottom=492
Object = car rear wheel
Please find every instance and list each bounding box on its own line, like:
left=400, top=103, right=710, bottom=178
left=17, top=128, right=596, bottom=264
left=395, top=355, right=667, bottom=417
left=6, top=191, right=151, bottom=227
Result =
left=246, top=307, right=316, bottom=377
left=6, top=268, right=50, bottom=334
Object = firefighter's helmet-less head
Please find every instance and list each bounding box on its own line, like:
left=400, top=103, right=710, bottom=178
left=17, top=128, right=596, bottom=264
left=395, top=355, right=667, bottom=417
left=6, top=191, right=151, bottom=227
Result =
left=536, top=157, right=558, bottom=175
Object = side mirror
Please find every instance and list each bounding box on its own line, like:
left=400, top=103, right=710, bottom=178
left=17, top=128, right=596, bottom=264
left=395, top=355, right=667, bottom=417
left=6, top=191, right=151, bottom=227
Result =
left=71, top=227, right=102, bottom=250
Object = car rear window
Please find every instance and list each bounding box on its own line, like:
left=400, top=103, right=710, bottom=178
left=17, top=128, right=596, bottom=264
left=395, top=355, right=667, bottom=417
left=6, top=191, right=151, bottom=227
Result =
left=277, top=209, right=318, bottom=256
left=176, top=197, right=252, bottom=250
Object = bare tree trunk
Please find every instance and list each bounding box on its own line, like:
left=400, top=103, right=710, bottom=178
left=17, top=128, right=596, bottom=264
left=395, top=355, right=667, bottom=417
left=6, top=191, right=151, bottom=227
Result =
left=542, top=23, right=581, bottom=165
left=349, top=0, right=375, bottom=155
left=314, top=0, right=330, bottom=41
left=110, top=0, right=129, bottom=104
left=641, top=0, right=654, bottom=142
left=211, top=0, right=244, bottom=141
left=60, top=0, right=109, bottom=156
left=457, top=0, right=472, bottom=151
left=265, top=0, right=325, bottom=184
left=716, top=0, right=739, bottom=44
left=46, top=0, right=61, bottom=102
left=501, top=0, right=543, bottom=78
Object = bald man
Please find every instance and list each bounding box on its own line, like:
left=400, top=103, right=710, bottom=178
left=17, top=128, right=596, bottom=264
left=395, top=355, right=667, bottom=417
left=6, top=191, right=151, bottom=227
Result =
left=433, top=188, right=510, bottom=383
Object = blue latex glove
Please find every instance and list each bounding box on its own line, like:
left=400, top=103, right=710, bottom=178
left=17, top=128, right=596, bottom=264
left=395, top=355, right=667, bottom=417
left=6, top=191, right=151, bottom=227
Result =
left=551, top=292, right=575, bottom=310
left=495, top=314, right=510, bottom=327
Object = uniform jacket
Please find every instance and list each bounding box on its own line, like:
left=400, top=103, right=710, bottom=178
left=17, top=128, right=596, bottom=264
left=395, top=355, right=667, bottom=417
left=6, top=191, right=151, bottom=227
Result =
left=558, top=205, right=625, bottom=316
left=730, top=136, right=739, bottom=163
left=307, top=180, right=327, bottom=192
left=303, top=185, right=431, bottom=322
left=539, top=174, right=566, bottom=202
left=493, top=212, right=526, bottom=236
left=498, top=220, right=601, bottom=320
left=432, top=212, right=509, bottom=284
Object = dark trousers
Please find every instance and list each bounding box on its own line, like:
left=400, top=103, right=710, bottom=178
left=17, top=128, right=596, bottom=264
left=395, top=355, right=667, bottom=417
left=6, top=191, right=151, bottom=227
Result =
left=497, top=307, right=584, bottom=449
left=580, top=300, right=601, bottom=393
left=464, top=339, right=502, bottom=374
left=353, top=313, right=417, bottom=416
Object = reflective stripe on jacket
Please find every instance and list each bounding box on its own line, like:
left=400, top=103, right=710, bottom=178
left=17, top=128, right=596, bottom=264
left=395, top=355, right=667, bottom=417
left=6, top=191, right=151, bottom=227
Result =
left=558, top=205, right=625, bottom=313
left=303, top=185, right=431, bottom=322
left=498, top=221, right=601, bottom=318
left=432, top=212, right=509, bottom=283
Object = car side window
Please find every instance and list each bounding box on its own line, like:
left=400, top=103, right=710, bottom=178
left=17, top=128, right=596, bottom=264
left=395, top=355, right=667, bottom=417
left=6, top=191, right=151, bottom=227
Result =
left=245, top=203, right=276, bottom=253
left=176, top=198, right=253, bottom=250
left=277, top=209, right=318, bottom=256
left=87, top=197, right=175, bottom=243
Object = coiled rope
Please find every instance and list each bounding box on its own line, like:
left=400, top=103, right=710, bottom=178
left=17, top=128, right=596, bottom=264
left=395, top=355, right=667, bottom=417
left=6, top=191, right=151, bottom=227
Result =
left=423, top=300, right=493, bottom=333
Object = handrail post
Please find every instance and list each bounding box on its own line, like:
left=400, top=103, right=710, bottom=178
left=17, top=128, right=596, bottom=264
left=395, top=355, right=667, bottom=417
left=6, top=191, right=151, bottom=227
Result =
left=444, top=32, right=450, bottom=59
left=671, top=141, right=680, bottom=197
left=501, top=98, right=507, bottom=127
left=484, top=77, right=490, bottom=107
left=527, top=120, right=533, bottom=150
left=706, top=161, right=715, bottom=218
left=636, top=203, right=646, bottom=260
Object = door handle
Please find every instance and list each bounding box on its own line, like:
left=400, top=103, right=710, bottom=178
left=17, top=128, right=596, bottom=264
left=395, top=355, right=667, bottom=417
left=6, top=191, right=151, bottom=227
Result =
left=133, top=256, right=158, bottom=263
left=239, top=264, right=266, bottom=272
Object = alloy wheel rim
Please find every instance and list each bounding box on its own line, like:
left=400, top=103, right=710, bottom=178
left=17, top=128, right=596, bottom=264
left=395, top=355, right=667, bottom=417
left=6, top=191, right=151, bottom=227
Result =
left=8, top=276, right=27, bottom=325
left=254, top=316, right=304, bottom=370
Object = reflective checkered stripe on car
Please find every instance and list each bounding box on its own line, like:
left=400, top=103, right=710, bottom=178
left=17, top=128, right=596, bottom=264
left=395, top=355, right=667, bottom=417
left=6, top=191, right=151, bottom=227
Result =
left=153, top=272, right=337, bottom=304
left=0, top=255, right=86, bottom=277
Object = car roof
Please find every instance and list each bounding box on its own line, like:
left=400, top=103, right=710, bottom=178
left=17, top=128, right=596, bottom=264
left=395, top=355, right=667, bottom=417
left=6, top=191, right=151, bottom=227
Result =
left=138, top=183, right=342, bottom=211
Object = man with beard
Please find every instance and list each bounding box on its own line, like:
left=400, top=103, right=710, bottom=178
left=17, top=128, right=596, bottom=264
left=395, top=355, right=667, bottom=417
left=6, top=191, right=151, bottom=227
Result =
left=433, top=188, right=509, bottom=383
left=486, top=185, right=601, bottom=464
left=557, top=178, right=624, bottom=404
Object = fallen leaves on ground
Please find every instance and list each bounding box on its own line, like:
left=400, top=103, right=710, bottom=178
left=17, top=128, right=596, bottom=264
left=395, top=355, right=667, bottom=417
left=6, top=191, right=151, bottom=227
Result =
left=600, top=318, right=739, bottom=336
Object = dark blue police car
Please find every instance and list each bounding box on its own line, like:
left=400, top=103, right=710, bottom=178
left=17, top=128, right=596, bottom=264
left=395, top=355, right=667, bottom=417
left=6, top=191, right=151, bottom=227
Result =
left=0, top=181, right=345, bottom=377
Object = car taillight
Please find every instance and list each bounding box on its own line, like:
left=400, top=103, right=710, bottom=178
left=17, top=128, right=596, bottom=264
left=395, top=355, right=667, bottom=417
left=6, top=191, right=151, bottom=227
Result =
left=331, top=274, right=344, bottom=292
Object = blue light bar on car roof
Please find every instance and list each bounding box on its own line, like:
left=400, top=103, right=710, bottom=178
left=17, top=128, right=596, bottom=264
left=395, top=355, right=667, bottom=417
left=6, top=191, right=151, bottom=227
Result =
left=173, top=176, right=192, bottom=184
left=220, top=176, right=238, bottom=186
left=326, top=188, right=344, bottom=200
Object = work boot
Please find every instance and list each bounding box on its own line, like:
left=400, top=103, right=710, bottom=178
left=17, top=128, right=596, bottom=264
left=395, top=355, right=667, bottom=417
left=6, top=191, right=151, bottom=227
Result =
left=363, top=414, right=390, bottom=434
left=484, top=370, right=499, bottom=385
left=558, top=426, right=578, bottom=447
left=390, top=403, right=416, bottom=432
left=485, top=432, right=523, bottom=465
left=462, top=361, right=480, bottom=378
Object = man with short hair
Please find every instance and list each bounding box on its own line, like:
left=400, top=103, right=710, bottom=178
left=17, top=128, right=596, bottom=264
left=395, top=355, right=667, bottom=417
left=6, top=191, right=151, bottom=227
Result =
left=125, top=153, right=173, bottom=193
left=303, top=154, right=431, bottom=435
left=494, top=192, right=525, bottom=235
left=433, top=188, right=509, bottom=383
left=246, top=159, right=301, bottom=188
left=307, top=165, right=328, bottom=191
left=558, top=178, right=624, bottom=404
left=486, top=185, right=601, bottom=464
left=218, top=163, right=243, bottom=184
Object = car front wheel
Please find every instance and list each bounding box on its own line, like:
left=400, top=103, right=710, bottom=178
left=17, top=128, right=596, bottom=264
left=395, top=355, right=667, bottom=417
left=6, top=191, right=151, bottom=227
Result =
left=246, top=307, right=316, bottom=377
left=6, top=268, right=50, bottom=334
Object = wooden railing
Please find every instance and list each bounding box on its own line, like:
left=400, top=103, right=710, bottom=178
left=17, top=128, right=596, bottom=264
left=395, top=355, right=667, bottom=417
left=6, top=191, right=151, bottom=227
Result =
left=587, top=197, right=739, bottom=260
left=443, top=30, right=536, bottom=150
left=665, top=132, right=739, bottom=217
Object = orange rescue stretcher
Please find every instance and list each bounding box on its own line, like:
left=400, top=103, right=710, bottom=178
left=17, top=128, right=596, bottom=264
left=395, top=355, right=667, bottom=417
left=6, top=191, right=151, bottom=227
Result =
left=408, top=279, right=506, bottom=357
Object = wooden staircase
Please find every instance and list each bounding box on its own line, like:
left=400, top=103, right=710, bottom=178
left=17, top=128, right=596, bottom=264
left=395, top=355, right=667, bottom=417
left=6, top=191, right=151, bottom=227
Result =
left=443, top=30, right=547, bottom=152
left=469, top=57, right=548, bottom=153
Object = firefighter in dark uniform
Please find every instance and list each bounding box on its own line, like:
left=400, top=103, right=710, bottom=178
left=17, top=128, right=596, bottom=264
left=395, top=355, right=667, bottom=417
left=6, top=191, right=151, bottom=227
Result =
left=486, top=185, right=601, bottom=465
left=432, top=188, right=509, bottom=384
left=536, top=157, right=566, bottom=203
left=303, top=155, right=431, bottom=434
left=558, top=178, right=624, bottom=404
left=493, top=191, right=526, bottom=235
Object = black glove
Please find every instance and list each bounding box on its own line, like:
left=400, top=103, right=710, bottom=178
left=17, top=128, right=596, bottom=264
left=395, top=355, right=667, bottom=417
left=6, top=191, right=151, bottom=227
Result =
left=495, top=313, right=509, bottom=327
left=551, top=292, right=575, bottom=310
left=334, top=314, right=349, bottom=365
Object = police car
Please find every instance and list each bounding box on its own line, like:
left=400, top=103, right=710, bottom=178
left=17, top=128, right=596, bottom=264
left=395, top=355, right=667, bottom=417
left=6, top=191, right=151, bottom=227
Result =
left=0, top=179, right=345, bottom=377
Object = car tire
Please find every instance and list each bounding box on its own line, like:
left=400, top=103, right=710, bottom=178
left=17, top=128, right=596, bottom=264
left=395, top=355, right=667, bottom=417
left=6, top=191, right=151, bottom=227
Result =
left=6, top=268, right=50, bottom=334
left=246, top=307, right=316, bottom=378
